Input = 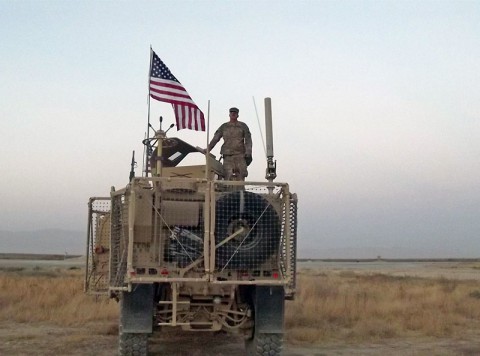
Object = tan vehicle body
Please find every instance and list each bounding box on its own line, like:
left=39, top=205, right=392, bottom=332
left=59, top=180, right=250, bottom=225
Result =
left=85, top=99, right=298, bottom=355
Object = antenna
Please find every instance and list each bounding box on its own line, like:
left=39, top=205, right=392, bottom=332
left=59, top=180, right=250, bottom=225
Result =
left=253, top=96, right=267, bottom=158
left=165, top=123, right=175, bottom=134
left=264, top=97, right=276, bottom=183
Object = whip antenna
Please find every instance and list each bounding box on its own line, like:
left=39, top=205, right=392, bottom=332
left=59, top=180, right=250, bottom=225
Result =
left=253, top=96, right=267, bottom=158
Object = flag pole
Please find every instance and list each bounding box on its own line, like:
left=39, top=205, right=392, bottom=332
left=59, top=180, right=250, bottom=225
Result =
left=145, top=46, right=154, bottom=177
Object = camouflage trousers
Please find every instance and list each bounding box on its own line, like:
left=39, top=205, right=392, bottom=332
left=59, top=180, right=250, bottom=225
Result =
left=223, top=154, right=248, bottom=181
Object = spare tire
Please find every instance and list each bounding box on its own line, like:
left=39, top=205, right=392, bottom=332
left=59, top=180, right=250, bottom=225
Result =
left=215, top=191, right=281, bottom=269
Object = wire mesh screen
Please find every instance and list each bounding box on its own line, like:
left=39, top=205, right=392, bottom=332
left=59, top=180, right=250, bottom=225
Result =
left=110, top=192, right=128, bottom=288
left=85, top=198, right=110, bottom=294
left=89, top=179, right=297, bottom=290
left=167, top=226, right=204, bottom=268
left=281, top=195, right=298, bottom=297
left=158, top=189, right=205, bottom=271
left=212, top=184, right=288, bottom=278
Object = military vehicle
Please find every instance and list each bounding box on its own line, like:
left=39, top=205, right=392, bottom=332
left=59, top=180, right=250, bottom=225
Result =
left=85, top=98, right=298, bottom=355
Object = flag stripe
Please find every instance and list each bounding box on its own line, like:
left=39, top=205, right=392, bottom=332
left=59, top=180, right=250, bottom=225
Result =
left=149, top=86, right=192, bottom=100
left=150, top=77, right=185, bottom=89
left=149, top=87, right=196, bottom=105
left=149, top=91, right=196, bottom=106
left=149, top=82, right=191, bottom=96
left=150, top=79, right=192, bottom=97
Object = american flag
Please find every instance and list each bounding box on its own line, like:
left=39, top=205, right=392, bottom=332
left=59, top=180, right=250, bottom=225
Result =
left=149, top=51, right=205, bottom=131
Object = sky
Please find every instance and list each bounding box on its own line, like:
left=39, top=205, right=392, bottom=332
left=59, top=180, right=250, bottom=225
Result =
left=1, top=0, right=479, bottom=258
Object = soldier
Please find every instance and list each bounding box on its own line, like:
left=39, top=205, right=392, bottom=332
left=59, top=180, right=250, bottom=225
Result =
left=208, top=107, right=252, bottom=180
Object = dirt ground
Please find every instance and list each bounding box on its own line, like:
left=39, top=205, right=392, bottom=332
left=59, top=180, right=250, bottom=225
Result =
left=2, top=260, right=480, bottom=355
left=2, top=320, right=480, bottom=356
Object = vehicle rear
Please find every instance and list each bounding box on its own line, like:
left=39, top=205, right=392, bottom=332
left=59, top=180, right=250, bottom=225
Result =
left=86, top=175, right=297, bottom=355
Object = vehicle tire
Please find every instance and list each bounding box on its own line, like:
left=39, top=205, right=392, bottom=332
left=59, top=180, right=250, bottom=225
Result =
left=215, top=191, right=281, bottom=269
left=119, top=295, right=149, bottom=356
left=245, top=333, right=283, bottom=356
left=119, top=330, right=148, bottom=356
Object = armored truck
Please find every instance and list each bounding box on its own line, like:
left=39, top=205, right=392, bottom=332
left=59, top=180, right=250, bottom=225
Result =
left=85, top=98, right=298, bottom=355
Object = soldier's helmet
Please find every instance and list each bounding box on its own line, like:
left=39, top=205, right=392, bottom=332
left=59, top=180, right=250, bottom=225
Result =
left=229, top=107, right=239, bottom=113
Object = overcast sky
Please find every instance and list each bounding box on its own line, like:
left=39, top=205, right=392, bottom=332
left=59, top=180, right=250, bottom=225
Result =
left=1, top=0, right=479, bottom=257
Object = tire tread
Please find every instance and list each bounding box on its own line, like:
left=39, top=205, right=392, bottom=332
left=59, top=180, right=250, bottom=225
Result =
left=247, top=333, right=283, bottom=356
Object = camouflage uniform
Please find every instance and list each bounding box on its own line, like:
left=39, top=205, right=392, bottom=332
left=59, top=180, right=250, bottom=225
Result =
left=209, top=120, right=252, bottom=180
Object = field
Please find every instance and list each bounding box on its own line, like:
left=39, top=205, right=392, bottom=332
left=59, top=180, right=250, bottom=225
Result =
left=1, top=259, right=480, bottom=355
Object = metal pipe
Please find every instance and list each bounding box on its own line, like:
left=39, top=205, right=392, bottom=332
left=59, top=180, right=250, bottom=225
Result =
left=264, top=97, right=274, bottom=158
left=84, top=198, right=93, bottom=292
left=203, top=182, right=211, bottom=274
left=155, top=130, right=165, bottom=177
left=264, top=97, right=277, bottom=187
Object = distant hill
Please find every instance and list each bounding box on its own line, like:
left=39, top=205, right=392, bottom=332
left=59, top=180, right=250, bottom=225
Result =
left=0, top=229, right=85, bottom=255
left=1, top=229, right=477, bottom=259
left=298, top=244, right=480, bottom=259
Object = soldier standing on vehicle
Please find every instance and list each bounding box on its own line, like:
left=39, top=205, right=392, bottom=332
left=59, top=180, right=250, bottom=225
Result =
left=208, top=107, right=252, bottom=180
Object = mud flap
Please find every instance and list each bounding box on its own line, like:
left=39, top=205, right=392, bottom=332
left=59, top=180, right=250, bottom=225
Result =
left=254, top=286, right=285, bottom=334
left=121, top=284, right=154, bottom=333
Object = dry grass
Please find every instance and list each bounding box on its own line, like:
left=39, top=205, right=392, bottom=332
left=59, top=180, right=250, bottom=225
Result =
left=0, top=267, right=118, bottom=327
left=2, top=266, right=480, bottom=346
left=285, top=269, right=480, bottom=343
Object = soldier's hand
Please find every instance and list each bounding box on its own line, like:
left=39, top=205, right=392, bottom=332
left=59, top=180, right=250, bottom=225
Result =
left=245, top=155, right=252, bottom=166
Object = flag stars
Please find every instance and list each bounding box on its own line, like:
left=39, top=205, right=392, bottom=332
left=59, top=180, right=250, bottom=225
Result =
left=151, top=54, right=178, bottom=82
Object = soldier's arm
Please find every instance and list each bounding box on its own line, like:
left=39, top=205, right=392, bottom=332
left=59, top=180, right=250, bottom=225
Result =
left=244, top=124, right=252, bottom=156
left=208, top=125, right=224, bottom=151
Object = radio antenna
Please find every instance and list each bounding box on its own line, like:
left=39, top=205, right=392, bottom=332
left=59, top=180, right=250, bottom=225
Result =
left=253, top=96, right=267, bottom=158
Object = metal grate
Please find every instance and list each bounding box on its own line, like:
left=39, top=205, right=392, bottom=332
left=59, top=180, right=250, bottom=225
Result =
left=213, top=187, right=281, bottom=272
left=85, top=197, right=111, bottom=294
left=86, top=178, right=297, bottom=296
left=159, top=190, right=205, bottom=270
left=110, top=192, right=128, bottom=288
left=281, top=194, right=298, bottom=297
left=209, top=182, right=295, bottom=287
left=167, top=226, right=204, bottom=268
